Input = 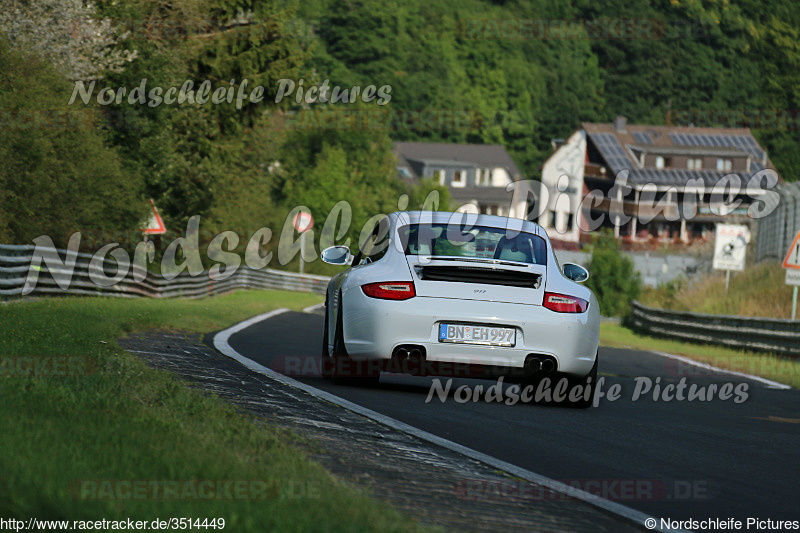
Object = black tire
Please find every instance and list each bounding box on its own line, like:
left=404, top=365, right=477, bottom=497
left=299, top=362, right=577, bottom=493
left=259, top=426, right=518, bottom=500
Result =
left=565, top=351, right=598, bottom=409
left=320, top=299, right=333, bottom=379
left=331, top=291, right=379, bottom=387
left=332, top=294, right=347, bottom=358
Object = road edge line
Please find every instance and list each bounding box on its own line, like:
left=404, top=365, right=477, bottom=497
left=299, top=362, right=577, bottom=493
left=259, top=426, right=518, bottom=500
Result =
left=213, top=309, right=685, bottom=533
left=302, top=302, right=325, bottom=313
left=650, top=350, right=791, bottom=390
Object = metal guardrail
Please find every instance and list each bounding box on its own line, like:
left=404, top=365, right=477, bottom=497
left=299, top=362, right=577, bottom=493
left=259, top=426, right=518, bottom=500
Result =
left=629, top=301, right=800, bottom=357
left=0, top=243, right=330, bottom=299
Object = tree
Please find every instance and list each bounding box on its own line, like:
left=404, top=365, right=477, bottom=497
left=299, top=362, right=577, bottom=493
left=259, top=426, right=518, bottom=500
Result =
left=271, top=109, right=402, bottom=247
left=0, top=0, right=137, bottom=81
left=0, top=39, right=145, bottom=245
left=584, top=231, right=641, bottom=317
left=92, top=0, right=311, bottom=231
left=407, top=179, right=452, bottom=211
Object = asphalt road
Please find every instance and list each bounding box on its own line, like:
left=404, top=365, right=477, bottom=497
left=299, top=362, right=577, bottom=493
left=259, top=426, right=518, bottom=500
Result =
left=228, top=310, right=800, bottom=524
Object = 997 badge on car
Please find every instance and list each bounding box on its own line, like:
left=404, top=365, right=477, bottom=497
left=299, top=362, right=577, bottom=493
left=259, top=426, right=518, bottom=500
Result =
left=438, top=323, right=516, bottom=347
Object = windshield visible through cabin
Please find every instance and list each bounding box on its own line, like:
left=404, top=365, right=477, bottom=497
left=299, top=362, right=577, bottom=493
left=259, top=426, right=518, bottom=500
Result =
left=398, top=224, right=547, bottom=265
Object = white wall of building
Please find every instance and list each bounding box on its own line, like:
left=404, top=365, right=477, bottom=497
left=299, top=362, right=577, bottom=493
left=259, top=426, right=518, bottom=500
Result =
left=539, top=130, right=586, bottom=242
left=491, top=167, right=512, bottom=187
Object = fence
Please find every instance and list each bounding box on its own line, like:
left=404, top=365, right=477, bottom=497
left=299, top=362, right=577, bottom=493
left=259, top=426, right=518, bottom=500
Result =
left=555, top=249, right=704, bottom=288
left=629, top=301, right=800, bottom=357
left=0, top=243, right=330, bottom=300
left=755, top=181, right=800, bottom=263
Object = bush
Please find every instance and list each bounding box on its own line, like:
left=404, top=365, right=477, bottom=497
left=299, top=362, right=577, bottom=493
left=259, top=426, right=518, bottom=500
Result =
left=584, top=231, right=642, bottom=317
left=0, top=39, right=146, bottom=246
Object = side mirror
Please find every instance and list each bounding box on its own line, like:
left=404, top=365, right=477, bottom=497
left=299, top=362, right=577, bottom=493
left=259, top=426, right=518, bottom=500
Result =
left=562, top=262, right=589, bottom=283
left=321, top=246, right=353, bottom=266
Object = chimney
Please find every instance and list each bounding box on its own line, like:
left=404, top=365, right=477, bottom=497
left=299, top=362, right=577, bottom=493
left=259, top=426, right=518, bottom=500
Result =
left=613, top=115, right=627, bottom=133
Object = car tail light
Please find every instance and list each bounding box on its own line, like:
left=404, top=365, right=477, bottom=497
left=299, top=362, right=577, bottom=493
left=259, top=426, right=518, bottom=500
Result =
left=543, top=292, right=588, bottom=313
left=361, top=282, right=416, bottom=300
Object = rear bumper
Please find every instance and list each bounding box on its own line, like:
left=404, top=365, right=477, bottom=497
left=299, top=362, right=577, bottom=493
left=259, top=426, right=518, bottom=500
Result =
left=341, top=288, right=599, bottom=376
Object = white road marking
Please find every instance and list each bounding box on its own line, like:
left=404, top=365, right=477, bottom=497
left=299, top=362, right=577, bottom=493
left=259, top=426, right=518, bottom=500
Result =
left=302, top=302, right=325, bottom=313
left=650, top=350, right=791, bottom=390
left=213, top=308, right=685, bottom=533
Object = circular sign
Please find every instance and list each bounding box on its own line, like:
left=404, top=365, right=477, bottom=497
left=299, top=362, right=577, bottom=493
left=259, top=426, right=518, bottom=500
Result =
left=293, top=211, right=314, bottom=232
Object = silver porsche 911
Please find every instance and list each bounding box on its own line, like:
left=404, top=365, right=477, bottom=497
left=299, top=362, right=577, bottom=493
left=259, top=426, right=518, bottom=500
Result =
left=320, top=211, right=600, bottom=407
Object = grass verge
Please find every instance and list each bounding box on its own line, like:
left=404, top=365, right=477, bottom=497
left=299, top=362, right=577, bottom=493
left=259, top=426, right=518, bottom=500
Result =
left=639, top=261, right=795, bottom=319
left=0, top=290, right=432, bottom=531
left=600, top=322, right=799, bottom=389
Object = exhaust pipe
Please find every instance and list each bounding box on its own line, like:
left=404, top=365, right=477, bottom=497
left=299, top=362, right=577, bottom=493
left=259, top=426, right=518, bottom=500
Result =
left=541, top=359, right=555, bottom=373
left=391, top=345, right=427, bottom=376
left=523, top=356, right=542, bottom=374
left=407, top=348, right=426, bottom=376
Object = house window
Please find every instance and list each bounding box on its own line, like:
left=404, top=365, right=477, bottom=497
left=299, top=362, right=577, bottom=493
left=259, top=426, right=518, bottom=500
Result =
left=433, top=169, right=445, bottom=185
left=655, top=156, right=672, bottom=169
left=476, top=168, right=492, bottom=186
left=452, top=170, right=465, bottom=186
left=716, top=158, right=732, bottom=172
left=480, top=204, right=499, bottom=215
left=687, top=158, right=702, bottom=170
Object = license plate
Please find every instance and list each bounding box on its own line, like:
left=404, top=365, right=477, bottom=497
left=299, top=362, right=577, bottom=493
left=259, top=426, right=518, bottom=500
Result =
left=438, top=323, right=516, bottom=346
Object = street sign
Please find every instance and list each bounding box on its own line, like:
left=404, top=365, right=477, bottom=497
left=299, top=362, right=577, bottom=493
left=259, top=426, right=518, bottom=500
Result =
left=140, top=199, right=166, bottom=235
left=712, top=224, right=749, bottom=272
left=782, top=230, right=800, bottom=320
left=782, top=231, right=800, bottom=270
left=293, top=211, right=314, bottom=233
left=292, top=211, right=314, bottom=275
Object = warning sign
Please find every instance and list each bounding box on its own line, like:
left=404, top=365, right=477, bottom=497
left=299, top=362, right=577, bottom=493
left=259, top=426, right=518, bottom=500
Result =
left=140, top=199, right=166, bottom=235
left=782, top=231, right=800, bottom=270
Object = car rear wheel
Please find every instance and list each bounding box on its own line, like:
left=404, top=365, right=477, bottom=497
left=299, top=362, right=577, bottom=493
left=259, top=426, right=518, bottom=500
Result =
left=320, top=299, right=333, bottom=379
left=330, top=291, right=379, bottom=387
left=564, top=351, right=598, bottom=409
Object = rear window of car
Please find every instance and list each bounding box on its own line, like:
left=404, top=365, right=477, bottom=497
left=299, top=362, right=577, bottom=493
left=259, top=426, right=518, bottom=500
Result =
left=398, top=223, right=547, bottom=265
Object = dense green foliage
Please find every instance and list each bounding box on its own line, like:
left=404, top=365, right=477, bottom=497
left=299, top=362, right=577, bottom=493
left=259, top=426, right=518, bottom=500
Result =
left=293, top=0, right=800, bottom=181
left=0, top=40, right=145, bottom=244
left=585, top=231, right=642, bottom=317
left=2, top=0, right=798, bottom=248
